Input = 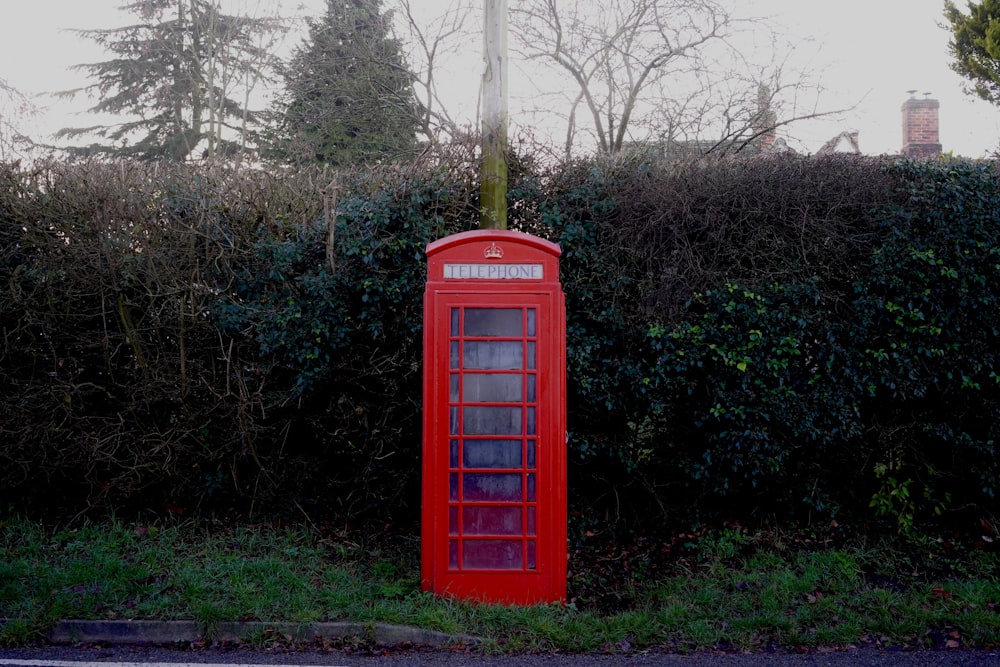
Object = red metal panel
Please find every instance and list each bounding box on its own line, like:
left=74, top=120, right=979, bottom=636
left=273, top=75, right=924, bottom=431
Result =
left=422, top=230, right=566, bottom=605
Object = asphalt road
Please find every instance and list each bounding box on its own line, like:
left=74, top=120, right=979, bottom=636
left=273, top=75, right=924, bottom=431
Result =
left=3, top=646, right=1000, bottom=666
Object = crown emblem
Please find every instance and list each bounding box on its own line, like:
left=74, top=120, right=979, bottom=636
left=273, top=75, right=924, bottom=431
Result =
left=483, top=242, right=504, bottom=259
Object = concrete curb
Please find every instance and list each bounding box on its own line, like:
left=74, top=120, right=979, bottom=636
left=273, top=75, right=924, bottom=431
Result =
left=48, top=621, right=201, bottom=645
left=4, top=619, right=479, bottom=648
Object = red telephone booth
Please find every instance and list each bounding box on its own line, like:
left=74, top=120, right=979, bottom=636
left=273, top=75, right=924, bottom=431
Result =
left=421, top=229, right=566, bottom=604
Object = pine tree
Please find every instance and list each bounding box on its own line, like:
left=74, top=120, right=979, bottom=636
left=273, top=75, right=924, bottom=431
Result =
left=946, top=0, right=1000, bottom=106
left=58, top=0, right=282, bottom=161
left=271, top=0, right=420, bottom=166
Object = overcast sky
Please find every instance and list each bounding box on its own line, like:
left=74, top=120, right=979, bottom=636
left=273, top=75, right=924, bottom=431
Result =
left=747, top=0, right=1000, bottom=157
left=0, top=0, right=996, bottom=158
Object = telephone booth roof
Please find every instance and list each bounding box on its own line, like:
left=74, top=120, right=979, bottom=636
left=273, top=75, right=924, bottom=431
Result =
left=426, top=230, right=561, bottom=289
left=426, top=229, right=561, bottom=259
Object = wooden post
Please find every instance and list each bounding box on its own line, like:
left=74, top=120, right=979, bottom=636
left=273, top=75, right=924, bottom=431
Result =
left=480, top=0, right=508, bottom=230
left=324, top=176, right=339, bottom=274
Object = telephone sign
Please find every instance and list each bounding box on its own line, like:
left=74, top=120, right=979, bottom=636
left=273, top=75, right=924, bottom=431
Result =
left=421, top=230, right=566, bottom=604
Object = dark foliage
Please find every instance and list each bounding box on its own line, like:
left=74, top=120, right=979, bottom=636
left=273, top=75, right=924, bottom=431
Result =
left=2, top=153, right=999, bottom=537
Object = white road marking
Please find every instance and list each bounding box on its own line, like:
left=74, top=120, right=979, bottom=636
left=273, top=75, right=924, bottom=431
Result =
left=0, top=661, right=348, bottom=667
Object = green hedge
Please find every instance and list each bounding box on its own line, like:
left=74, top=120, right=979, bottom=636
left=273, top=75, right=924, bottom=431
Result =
left=2, top=154, right=999, bottom=534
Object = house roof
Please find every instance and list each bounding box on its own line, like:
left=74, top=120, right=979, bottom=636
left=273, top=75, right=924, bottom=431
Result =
left=816, top=131, right=860, bottom=155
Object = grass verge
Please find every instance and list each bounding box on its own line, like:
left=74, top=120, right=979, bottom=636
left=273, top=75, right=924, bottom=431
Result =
left=1, top=516, right=999, bottom=652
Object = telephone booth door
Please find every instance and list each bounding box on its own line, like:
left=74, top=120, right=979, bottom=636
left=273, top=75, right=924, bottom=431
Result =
left=422, top=231, right=566, bottom=604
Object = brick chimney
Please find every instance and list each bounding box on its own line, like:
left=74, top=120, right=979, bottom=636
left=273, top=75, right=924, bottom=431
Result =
left=901, top=94, right=941, bottom=159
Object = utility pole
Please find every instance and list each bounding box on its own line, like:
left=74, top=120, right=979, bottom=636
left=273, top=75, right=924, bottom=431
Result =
left=480, top=0, right=507, bottom=230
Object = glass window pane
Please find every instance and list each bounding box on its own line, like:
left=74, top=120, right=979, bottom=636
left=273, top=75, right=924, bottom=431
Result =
left=450, top=308, right=460, bottom=336
left=464, top=308, right=521, bottom=336
left=526, top=441, right=536, bottom=468
left=527, top=473, right=536, bottom=502
left=527, top=375, right=536, bottom=402
left=527, top=342, right=536, bottom=370
left=527, top=507, right=536, bottom=536
left=464, top=440, right=522, bottom=468
left=449, top=506, right=458, bottom=534
left=462, top=374, right=522, bottom=402
left=463, top=406, right=522, bottom=435
left=450, top=342, right=459, bottom=368
left=527, top=407, right=536, bottom=435
left=462, top=506, right=523, bottom=535
left=449, top=540, right=458, bottom=569
left=450, top=374, right=459, bottom=402
left=527, top=541, right=536, bottom=570
left=463, top=473, right=522, bottom=502
left=449, top=407, right=459, bottom=435
left=449, top=439, right=459, bottom=468
left=449, top=473, right=459, bottom=501
left=463, top=341, right=522, bottom=369
left=463, top=539, right=522, bottom=570
left=527, top=309, right=536, bottom=337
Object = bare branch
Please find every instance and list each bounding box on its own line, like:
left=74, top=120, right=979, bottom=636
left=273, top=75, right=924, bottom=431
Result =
left=394, top=0, right=475, bottom=143
left=510, top=0, right=844, bottom=158
left=0, top=76, right=39, bottom=160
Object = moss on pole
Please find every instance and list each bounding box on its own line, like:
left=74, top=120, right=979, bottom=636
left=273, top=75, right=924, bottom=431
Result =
left=480, top=0, right=508, bottom=230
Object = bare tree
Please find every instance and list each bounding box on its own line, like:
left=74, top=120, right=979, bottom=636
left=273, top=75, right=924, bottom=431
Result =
left=512, top=0, right=736, bottom=157
left=511, top=0, right=844, bottom=160
left=395, top=0, right=476, bottom=144
left=0, top=76, right=38, bottom=161
left=201, top=0, right=288, bottom=159
left=641, top=38, right=838, bottom=157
